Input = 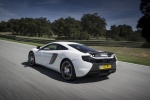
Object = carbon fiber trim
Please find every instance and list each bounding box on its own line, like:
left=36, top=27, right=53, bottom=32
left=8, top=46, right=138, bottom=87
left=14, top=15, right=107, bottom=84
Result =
left=85, top=62, right=116, bottom=76
left=49, top=53, right=58, bottom=64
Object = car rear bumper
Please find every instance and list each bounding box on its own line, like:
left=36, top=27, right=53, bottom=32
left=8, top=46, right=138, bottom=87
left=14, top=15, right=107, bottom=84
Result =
left=86, top=62, right=116, bottom=76
left=72, top=57, right=117, bottom=77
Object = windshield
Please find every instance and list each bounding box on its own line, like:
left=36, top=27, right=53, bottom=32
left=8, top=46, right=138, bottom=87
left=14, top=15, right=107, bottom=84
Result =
left=69, top=44, right=97, bottom=53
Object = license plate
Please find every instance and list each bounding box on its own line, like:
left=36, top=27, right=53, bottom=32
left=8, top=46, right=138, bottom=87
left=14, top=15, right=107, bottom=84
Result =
left=100, top=64, right=111, bottom=69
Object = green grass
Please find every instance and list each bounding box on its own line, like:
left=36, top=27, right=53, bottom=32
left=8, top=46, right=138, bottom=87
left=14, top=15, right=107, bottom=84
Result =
left=0, top=37, right=150, bottom=66
left=92, top=46, right=150, bottom=66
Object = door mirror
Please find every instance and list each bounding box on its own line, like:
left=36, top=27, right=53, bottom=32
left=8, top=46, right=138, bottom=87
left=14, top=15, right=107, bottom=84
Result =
left=36, top=46, right=41, bottom=49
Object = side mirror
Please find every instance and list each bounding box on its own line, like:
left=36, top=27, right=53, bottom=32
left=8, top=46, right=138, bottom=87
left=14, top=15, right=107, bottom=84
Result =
left=36, top=46, right=41, bottom=49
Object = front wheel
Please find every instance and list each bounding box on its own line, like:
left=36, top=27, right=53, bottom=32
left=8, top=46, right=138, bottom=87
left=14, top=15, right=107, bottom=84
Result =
left=61, top=60, right=76, bottom=81
left=28, top=52, right=35, bottom=66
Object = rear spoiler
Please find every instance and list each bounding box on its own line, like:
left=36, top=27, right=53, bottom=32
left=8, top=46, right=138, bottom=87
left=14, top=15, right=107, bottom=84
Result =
left=89, top=51, right=117, bottom=60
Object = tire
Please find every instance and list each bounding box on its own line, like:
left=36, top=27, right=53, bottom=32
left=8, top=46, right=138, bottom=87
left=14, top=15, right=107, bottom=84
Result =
left=28, top=52, right=35, bottom=66
left=61, top=60, right=76, bottom=81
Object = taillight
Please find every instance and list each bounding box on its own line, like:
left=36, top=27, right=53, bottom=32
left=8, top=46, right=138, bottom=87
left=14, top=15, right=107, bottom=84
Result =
left=82, top=56, right=94, bottom=63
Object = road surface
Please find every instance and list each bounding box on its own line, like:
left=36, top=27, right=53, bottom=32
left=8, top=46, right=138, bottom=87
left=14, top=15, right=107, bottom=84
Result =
left=0, top=40, right=150, bottom=100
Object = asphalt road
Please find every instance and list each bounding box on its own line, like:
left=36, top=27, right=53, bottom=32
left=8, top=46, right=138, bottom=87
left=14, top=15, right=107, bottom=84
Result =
left=0, top=40, right=150, bottom=100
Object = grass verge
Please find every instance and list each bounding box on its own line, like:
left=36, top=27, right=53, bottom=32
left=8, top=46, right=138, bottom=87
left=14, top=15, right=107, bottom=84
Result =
left=92, top=46, right=150, bottom=66
left=0, top=37, right=150, bottom=66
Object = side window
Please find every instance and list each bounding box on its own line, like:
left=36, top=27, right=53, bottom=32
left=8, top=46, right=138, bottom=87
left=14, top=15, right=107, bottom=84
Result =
left=56, top=45, right=68, bottom=50
left=42, top=44, right=58, bottom=50
left=41, top=44, right=68, bottom=50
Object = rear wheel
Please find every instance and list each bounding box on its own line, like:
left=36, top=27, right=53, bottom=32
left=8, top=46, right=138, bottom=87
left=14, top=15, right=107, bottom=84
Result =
left=28, top=52, right=35, bottom=66
left=61, top=60, right=76, bottom=81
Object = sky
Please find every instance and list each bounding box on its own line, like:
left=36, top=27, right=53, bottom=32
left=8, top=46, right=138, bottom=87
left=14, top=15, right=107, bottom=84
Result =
left=0, top=0, right=142, bottom=30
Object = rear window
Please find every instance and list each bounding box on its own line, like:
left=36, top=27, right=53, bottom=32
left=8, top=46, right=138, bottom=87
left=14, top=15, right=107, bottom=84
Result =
left=69, top=44, right=97, bottom=53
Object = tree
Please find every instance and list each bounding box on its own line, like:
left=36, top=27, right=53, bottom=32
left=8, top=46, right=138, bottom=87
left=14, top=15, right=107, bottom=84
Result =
left=109, top=25, right=120, bottom=40
left=7, top=19, right=20, bottom=35
left=0, top=21, right=8, bottom=32
left=0, top=13, right=108, bottom=40
left=81, top=13, right=107, bottom=39
left=52, top=17, right=81, bottom=39
left=128, top=30, right=145, bottom=41
left=0, top=17, right=53, bottom=37
left=51, top=18, right=65, bottom=38
left=118, top=24, right=133, bottom=40
left=108, top=24, right=134, bottom=41
left=35, top=17, right=52, bottom=37
left=137, top=0, right=150, bottom=42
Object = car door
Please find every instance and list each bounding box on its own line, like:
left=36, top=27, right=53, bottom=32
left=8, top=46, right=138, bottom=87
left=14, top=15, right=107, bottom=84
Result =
left=46, top=44, right=70, bottom=71
left=39, top=43, right=58, bottom=67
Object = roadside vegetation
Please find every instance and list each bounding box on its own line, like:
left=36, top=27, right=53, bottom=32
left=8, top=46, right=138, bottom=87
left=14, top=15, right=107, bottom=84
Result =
left=0, top=37, right=150, bottom=66
left=0, top=13, right=146, bottom=42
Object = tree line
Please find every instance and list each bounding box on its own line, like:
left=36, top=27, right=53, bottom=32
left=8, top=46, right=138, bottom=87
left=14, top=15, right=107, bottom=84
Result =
left=0, top=13, right=144, bottom=41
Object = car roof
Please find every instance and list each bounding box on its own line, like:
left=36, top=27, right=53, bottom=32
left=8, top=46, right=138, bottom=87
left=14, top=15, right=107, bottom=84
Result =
left=51, top=42, right=84, bottom=51
left=52, top=42, right=80, bottom=45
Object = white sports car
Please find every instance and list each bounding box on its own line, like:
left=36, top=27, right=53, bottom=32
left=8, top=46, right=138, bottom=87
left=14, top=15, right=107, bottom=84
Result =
left=28, top=42, right=117, bottom=80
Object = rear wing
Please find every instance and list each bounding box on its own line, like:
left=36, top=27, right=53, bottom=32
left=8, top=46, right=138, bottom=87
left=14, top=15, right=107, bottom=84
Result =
left=89, top=52, right=117, bottom=60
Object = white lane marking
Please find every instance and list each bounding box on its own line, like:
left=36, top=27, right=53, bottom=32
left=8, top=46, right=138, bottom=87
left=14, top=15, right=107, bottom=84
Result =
left=119, top=61, right=150, bottom=67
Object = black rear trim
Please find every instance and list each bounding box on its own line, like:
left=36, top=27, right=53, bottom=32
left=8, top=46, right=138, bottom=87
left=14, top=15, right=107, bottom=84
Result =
left=86, top=62, right=116, bottom=76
